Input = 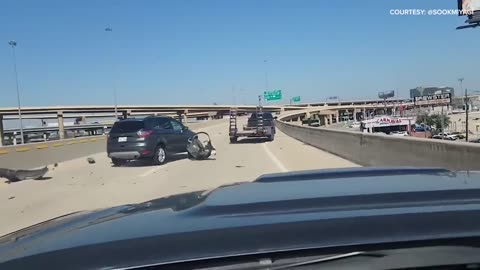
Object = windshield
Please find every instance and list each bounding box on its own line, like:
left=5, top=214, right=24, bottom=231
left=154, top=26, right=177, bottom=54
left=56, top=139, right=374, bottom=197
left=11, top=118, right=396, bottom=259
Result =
left=110, top=121, right=144, bottom=133
left=250, top=113, right=274, bottom=120
left=1, top=0, right=480, bottom=267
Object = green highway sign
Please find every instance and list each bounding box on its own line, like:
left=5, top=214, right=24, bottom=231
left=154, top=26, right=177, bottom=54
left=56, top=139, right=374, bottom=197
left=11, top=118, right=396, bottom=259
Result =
left=292, top=96, right=301, bottom=102
left=264, top=89, right=282, bottom=101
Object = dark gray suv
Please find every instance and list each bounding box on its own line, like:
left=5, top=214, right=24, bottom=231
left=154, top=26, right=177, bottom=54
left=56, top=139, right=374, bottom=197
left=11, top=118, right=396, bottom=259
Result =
left=107, top=116, right=194, bottom=166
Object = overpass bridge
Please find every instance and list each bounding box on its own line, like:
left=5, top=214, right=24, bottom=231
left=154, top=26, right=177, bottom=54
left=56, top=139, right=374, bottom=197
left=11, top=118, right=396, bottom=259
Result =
left=1, top=99, right=479, bottom=236
left=0, top=99, right=413, bottom=146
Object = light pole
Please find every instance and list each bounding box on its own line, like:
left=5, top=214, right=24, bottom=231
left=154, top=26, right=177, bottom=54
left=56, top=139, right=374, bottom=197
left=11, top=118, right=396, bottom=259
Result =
left=263, top=60, right=269, bottom=93
left=458, top=78, right=467, bottom=141
left=105, top=26, right=118, bottom=120
left=465, top=88, right=469, bottom=142
left=8, top=40, right=25, bottom=144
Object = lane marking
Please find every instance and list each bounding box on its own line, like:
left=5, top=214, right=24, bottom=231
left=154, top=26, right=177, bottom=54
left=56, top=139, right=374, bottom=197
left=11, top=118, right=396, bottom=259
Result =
left=90, top=138, right=97, bottom=142
left=0, top=149, right=9, bottom=155
left=67, top=141, right=78, bottom=145
left=35, top=145, right=49, bottom=149
left=15, top=147, right=31, bottom=152
left=262, top=143, right=288, bottom=172
left=139, top=165, right=168, bottom=177
left=79, top=139, right=88, bottom=143
left=52, top=143, right=64, bottom=147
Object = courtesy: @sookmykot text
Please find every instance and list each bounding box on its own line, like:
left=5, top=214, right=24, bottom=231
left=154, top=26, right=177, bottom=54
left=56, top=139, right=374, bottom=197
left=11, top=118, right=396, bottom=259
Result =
left=389, top=9, right=474, bottom=16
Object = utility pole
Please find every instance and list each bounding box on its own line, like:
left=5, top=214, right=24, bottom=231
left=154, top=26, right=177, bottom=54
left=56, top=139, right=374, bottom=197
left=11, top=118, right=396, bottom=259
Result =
left=440, top=104, right=444, bottom=139
left=459, top=78, right=467, bottom=142
left=465, top=88, right=469, bottom=142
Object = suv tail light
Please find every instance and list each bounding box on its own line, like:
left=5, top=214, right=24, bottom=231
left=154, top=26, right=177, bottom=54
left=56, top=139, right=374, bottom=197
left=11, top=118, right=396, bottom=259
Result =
left=137, top=129, right=153, bottom=138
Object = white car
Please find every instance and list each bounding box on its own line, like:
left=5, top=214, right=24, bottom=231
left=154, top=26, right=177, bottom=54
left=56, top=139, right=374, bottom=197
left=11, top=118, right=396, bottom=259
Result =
left=437, top=132, right=458, bottom=140
left=349, top=122, right=361, bottom=128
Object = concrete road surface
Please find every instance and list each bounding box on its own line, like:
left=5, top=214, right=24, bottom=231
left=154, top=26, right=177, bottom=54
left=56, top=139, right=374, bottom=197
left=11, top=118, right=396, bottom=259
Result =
left=0, top=118, right=358, bottom=236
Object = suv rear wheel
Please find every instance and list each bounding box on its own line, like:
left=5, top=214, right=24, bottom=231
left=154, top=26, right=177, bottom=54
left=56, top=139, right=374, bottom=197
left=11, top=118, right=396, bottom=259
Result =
left=152, top=145, right=167, bottom=165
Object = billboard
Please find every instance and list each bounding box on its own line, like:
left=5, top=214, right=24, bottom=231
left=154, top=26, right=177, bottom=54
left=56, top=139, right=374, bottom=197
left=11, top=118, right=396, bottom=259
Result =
left=378, top=90, right=395, bottom=99
left=458, top=0, right=480, bottom=15
left=414, top=93, right=452, bottom=106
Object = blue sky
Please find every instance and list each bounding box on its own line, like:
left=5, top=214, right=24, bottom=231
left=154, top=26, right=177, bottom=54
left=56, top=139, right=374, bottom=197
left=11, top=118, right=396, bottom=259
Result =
left=0, top=0, right=478, bottom=106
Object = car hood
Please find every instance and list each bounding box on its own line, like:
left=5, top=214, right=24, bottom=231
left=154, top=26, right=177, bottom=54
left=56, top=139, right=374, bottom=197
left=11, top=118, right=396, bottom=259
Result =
left=2, top=168, right=480, bottom=269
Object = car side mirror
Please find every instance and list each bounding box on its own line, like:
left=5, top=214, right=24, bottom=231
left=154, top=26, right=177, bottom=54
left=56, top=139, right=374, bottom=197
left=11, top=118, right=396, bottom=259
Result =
left=274, top=116, right=278, bottom=120
left=183, top=126, right=189, bottom=131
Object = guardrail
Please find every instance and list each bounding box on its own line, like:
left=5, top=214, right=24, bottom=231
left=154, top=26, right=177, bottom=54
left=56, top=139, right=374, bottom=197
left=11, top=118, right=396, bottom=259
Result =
left=0, top=135, right=107, bottom=169
left=276, top=111, right=480, bottom=171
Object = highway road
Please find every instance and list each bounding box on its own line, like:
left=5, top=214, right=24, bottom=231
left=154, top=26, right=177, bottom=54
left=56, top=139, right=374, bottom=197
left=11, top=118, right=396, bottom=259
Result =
left=0, top=117, right=358, bottom=236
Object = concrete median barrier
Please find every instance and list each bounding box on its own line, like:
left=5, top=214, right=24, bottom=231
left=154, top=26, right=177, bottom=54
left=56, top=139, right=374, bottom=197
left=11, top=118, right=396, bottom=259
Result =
left=276, top=120, right=480, bottom=171
left=0, top=136, right=107, bottom=169
left=0, top=119, right=227, bottom=170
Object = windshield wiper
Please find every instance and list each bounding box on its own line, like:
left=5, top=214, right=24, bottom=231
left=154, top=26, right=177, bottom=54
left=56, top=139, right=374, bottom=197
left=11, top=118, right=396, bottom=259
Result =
left=193, top=251, right=385, bottom=270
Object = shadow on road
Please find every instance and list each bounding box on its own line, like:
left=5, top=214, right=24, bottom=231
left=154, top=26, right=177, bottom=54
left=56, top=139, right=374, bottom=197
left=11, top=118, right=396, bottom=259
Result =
left=111, top=153, right=215, bottom=168
left=34, top=176, right=53, bottom=181
left=4, top=176, right=53, bottom=184
left=112, top=160, right=153, bottom=168
left=235, top=138, right=268, bottom=144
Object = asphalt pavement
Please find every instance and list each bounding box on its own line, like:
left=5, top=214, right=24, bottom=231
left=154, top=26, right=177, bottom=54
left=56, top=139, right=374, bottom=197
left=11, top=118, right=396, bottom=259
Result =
left=0, top=117, right=358, bottom=236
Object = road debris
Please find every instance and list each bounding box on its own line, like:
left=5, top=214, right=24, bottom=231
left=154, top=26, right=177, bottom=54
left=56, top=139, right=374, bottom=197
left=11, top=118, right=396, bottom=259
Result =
left=8, top=196, right=15, bottom=200
left=87, top=158, right=96, bottom=164
left=187, top=132, right=216, bottom=160
left=0, top=167, right=49, bottom=183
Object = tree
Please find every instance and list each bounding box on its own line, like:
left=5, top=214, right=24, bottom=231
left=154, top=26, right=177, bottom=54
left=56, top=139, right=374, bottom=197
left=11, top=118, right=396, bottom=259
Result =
left=416, top=113, right=450, bottom=130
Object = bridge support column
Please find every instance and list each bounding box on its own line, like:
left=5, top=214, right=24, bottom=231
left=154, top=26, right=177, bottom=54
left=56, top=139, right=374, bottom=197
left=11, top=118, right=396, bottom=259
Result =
left=183, top=110, right=188, bottom=124
left=57, top=111, right=65, bottom=140
left=328, top=114, right=333, bottom=126
left=335, top=111, right=339, bottom=123
left=353, top=108, right=357, bottom=121
left=0, top=114, right=4, bottom=146
left=322, top=116, right=328, bottom=127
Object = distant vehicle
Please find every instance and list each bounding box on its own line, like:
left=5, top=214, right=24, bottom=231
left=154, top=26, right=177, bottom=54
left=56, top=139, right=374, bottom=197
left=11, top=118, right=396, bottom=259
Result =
left=349, top=121, right=361, bottom=128
left=452, top=109, right=465, bottom=114
left=432, top=133, right=457, bottom=141
left=3, top=168, right=480, bottom=270
left=301, top=117, right=320, bottom=127
left=436, top=132, right=458, bottom=140
left=229, top=108, right=276, bottom=142
left=451, top=132, right=466, bottom=139
left=107, top=116, right=194, bottom=166
left=390, top=131, right=408, bottom=136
